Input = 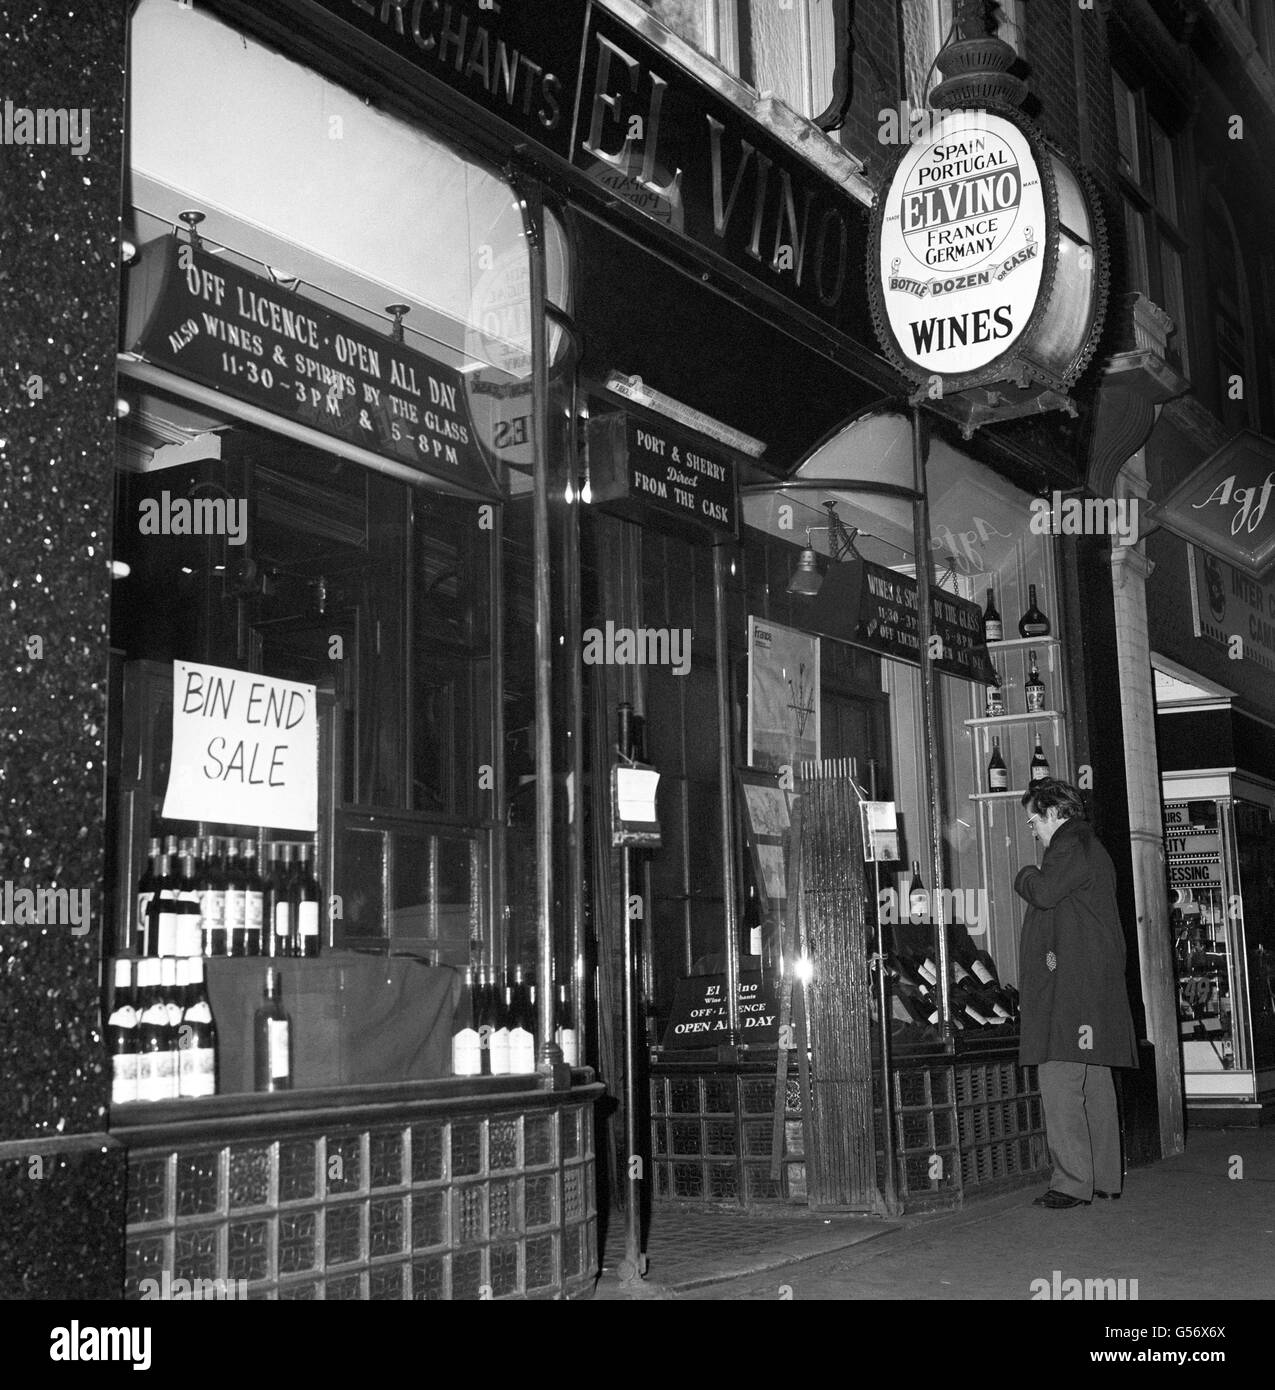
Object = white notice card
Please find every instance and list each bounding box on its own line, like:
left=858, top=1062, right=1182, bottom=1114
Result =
left=615, top=767, right=660, bottom=824
left=162, top=660, right=319, bottom=831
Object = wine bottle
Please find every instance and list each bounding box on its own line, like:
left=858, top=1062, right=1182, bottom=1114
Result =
left=888, top=953, right=932, bottom=996
left=242, top=840, right=265, bottom=956
left=969, top=954, right=1017, bottom=1019
left=1018, top=583, right=1050, bottom=638
left=254, top=966, right=292, bottom=1092
left=985, top=666, right=1005, bottom=716
left=509, top=966, right=536, bottom=1074
left=952, top=978, right=995, bottom=1026
left=908, top=861, right=928, bottom=919
left=987, top=735, right=1009, bottom=791
left=136, top=958, right=176, bottom=1102
left=476, top=969, right=493, bottom=1076
left=1025, top=651, right=1045, bottom=713
left=895, top=987, right=938, bottom=1028
left=199, top=837, right=227, bottom=958
left=555, top=984, right=579, bottom=1067
left=178, top=958, right=217, bottom=1098
left=108, top=958, right=140, bottom=1106
left=982, top=587, right=1003, bottom=642
left=294, top=843, right=321, bottom=958
left=161, top=956, right=183, bottom=1096
left=150, top=852, right=180, bottom=958
left=270, top=844, right=295, bottom=959
left=1030, top=735, right=1050, bottom=783
left=224, top=838, right=246, bottom=957
left=134, top=838, right=160, bottom=957
left=177, top=846, right=203, bottom=958
left=489, top=970, right=512, bottom=1076
left=452, top=967, right=483, bottom=1077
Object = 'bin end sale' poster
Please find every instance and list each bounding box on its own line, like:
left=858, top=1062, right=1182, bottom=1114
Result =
left=162, top=660, right=319, bottom=832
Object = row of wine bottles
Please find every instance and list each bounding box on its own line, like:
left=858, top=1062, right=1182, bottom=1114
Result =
left=882, top=951, right=1021, bottom=1031
left=985, top=649, right=1048, bottom=716
left=109, top=959, right=294, bottom=1103
left=986, top=733, right=1051, bottom=790
left=108, top=956, right=218, bottom=1103
left=133, top=835, right=321, bottom=959
left=982, top=583, right=1051, bottom=642
left=451, top=967, right=579, bottom=1076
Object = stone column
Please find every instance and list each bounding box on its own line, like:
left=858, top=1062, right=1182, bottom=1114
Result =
left=1088, top=293, right=1189, bottom=1161
left=1111, top=466, right=1184, bottom=1159
left=0, top=5, right=129, bottom=1296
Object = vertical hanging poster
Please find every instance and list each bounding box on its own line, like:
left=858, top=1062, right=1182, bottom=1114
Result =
left=746, top=617, right=820, bottom=773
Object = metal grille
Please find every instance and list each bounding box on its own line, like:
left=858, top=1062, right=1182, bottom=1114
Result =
left=797, top=761, right=879, bottom=1211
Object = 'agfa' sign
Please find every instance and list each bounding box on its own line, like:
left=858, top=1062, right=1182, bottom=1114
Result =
left=1158, top=430, right=1275, bottom=578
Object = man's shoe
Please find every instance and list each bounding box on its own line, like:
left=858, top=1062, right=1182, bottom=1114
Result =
left=1032, top=1189, right=1090, bottom=1209
left=1093, top=1189, right=1121, bottom=1200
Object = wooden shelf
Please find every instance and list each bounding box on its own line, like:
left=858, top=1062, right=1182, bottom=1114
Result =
left=985, top=635, right=1059, bottom=651
left=965, top=711, right=1062, bottom=727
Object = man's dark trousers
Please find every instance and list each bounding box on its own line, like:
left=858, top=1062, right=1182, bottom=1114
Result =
left=1037, top=1060, right=1122, bottom=1199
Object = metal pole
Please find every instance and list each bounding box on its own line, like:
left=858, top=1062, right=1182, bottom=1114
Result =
left=617, top=704, right=645, bottom=1282
left=488, top=499, right=507, bottom=987
left=910, top=406, right=951, bottom=1037
left=868, top=757, right=900, bottom=1214
left=714, top=545, right=741, bottom=1044
left=515, top=177, right=561, bottom=1075
left=562, top=378, right=586, bottom=1059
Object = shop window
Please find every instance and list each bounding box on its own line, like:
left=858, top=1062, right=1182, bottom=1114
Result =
left=924, top=443, right=1068, bottom=997
left=110, top=0, right=571, bottom=1100
left=1113, top=73, right=1192, bottom=378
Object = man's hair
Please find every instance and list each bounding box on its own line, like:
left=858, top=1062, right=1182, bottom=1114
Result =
left=1021, top=778, right=1086, bottom=821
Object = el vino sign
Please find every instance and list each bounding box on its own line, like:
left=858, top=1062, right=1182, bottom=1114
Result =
left=872, top=110, right=1046, bottom=381
left=868, top=105, right=1107, bottom=434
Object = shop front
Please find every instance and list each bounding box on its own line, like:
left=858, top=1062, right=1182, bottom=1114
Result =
left=3, top=0, right=1136, bottom=1299
left=1145, top=425, right=1275, bottom=1122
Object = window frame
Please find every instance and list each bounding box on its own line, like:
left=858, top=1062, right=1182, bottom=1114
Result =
left=1112, top=72, right=1193, bottom=379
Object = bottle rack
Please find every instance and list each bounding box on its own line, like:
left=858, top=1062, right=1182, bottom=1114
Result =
left=969, top=636, right=1064, bottom=799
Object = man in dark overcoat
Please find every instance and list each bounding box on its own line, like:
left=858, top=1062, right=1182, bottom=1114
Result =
left=1014, top=778, right=1139, bottom=1209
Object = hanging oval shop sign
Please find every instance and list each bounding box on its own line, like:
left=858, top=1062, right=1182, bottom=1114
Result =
left=868, top=107, right=1107, bottom=435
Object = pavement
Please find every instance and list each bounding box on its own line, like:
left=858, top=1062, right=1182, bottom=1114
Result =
left=591, top=1123, right=1275, bottom=1303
